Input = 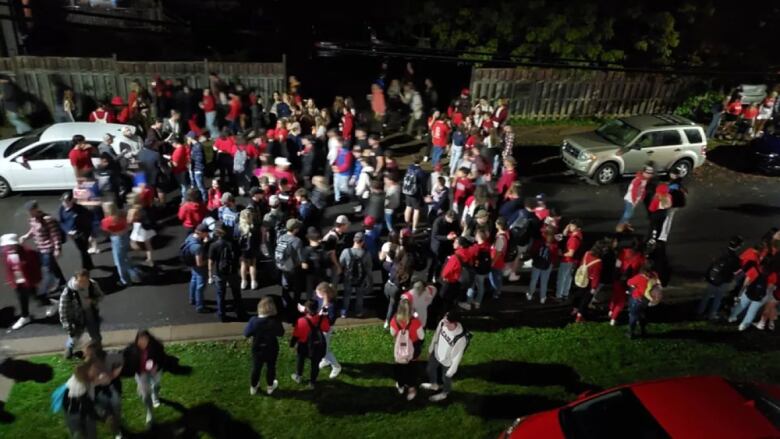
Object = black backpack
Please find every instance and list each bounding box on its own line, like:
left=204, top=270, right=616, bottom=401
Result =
left=532, top=243, right=552, bottom=270
left=705, top=253, right=735, bottom=286
left=306, top=317, right=327, bottom=359
left=475, top=247, right=492, bottom=275
left=401, top=168, right=418, bottom=196
left=509, top=210, right=532, bottom=247
left=746, top=273, right=769, bottom=301
left=216, top=241, right=237, bottom=276
left=347, top=249, right=366, bottom=286
left=239, top=231, right=253, bottom=253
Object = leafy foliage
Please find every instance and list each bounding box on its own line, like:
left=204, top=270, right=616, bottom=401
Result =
left=673, top=91, right=724, bottom=121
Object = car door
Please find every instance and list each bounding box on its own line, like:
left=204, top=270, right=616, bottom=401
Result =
left=620, top=132, right=654, bottom=174
left=7, top=141, right=71, bottom=190
left=642, top=130, right=683, bottom=169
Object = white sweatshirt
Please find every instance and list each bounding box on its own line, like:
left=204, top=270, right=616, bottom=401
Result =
left=429, top=321, right=468, bottom=377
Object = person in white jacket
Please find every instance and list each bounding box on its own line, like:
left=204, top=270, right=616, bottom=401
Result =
left=421, top=310, right=470, bottom=402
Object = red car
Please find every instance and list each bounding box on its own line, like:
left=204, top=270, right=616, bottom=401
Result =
left=500, top=376, right=780, bottom=439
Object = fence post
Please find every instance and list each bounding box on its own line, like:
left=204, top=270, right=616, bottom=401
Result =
left=111, top=53, right=120, bottom=101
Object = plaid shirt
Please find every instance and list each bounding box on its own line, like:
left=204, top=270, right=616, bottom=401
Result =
left=26, top=214, right=61, bottom=254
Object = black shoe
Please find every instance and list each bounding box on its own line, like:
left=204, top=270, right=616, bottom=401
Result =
left=196, top=308, right=210, bottom=314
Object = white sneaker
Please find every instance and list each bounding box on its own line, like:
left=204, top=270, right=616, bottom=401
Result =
left=526, top=293, right=532, bottom=301
left=406, top=388, right=417, bottom=401
left=241, top=280, right=248, bottom=290
left=508, top=273, right=520, bottom=282
left=540, top=297, right=546, bottom=305
left=44, top=303, right=58, bottom=317
left=383, top=320, right=389, bottom=330
left=11, top=316, right=31, bottom=330
left=319, top=359, right=329, bottom=369
left=754, top=322, right=766, bottom=330
left=250, top=385, right=258, bottom=395
left=738, top=323, right=749, bottom=331
left=610, top=319, right=616, bottom=326
left=429, top=392, right=448, bottom=402
left=152, top=396, right=160, bottom=408
left=238, top=187, right=246, bottom=196
left=395, top=382, right=404, bottom=394
left=88, top=247, right=100, bottom=254
left=267, top=380, right=278, bottom=395
left=608, top=310, right=613, bottom=318
left=770, top=321, right=776, bottom=331
left=727, top=316, right=737, bottom=323
left=420, top=383, right=440, bottom=391
left=145, top=411, right=153, bottom=425
left=250, top=281, right=258, bottom=290
left=291, top=373, right=302, bottom=384
left=329, top=364, right=342, bottom=379
left=458, top=302, right=471, bottom=311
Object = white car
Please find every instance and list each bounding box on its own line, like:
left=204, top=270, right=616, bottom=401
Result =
left=0, top=122, right=142, bottom=198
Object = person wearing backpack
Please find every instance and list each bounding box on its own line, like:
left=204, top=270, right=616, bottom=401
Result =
left=421, top=310, right=470, bottom=402
left=302, top=227, right=328, bottom=301
left=181, top=224, right=210, bottom=314
left=489, top=217, right=510, bottom=299
left=462, top=229, right=492, bottom=310
left=261, top=195, right=287, bottom=259
left=390, top=297, right=425, bottom=401
left=339, top=232, right=373, bottom=318
left=208, top=224, right=247, bottom=322
left=507, top=198, right=542, bottom=282
left=275, top=219, right=304, bottom=315
left=438, top=237, right=473, bottom=317
left=383, top=248, right=413, bottom=329
left=314, top=282, right=342, bottom=380
left=609, top=236, right=645, bottom=326
left=232, top=136, right=258, bottom=196
left=244, top=297, right=284, bottom=396
left=290, top=300, right=331, bottom=390
left=403, top=155, right=427, bottom=232
left=59, top=269, right=104, bottom=359
left=728, top=257, right=775, bottom=331
left=555, top=219, right=583, bottom=301
left=698, top=236, right=743, bottom=320
left=626, top=262, right=661, bottom=339
left=572, top=242, right=605, bottom=323
left=61, top=360, right=107, bottom=439
left=526, top=228, right=560, bottom=304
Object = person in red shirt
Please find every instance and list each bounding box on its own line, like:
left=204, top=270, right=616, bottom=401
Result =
left=489, top=218, right=510, bottom=299
left=496, top=157, right=518, bottom=197
left=461, top=229, right=492, bottom=310
left=290, top=300, right=331, bottom=388
left=452, top=167, right=474, bottom=214
left=200, top=88, right=218, bottom=137
left=389, top=297, right=425, bottom=401
left=555, top=219, right=582, bottom=300
left=100, top=202, right=139, bottom=287
left=225, top=92, right=242, bottom=132
left=721, top=95, right=743, bottom=138
left=440, top=237, right=472, bottom=314
left=170, top=140, right=190, bottom=201
left=177, top=188, right=208, bottom=233
left=610, top=237, right=645, bottom=326
left=626, top=262, right=660, bottom=339
left=737, top=103, right=759, bottom=141
left=213, top=129, right=236, bottom=186
left=341, top=107, right=354, bottom=142
left=429, top=113, right=451, bottom=167
left=573, top=242, right=605, bottom=323
left=206, top=178, right=224, bottom=211
left=88, top=102, right=115, bottom=123
left=68, top=135, right=95, bottom=178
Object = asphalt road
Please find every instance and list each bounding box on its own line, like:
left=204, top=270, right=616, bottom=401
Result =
left=0, top=144, right=777, bottom=341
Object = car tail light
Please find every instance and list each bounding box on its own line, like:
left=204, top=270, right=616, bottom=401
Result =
left=701, top=145, right=707, bottom=157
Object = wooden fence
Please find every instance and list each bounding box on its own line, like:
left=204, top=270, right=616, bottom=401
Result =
left=0, top=55, right=286, bottom=116
left=470, top=67, right=704, bottom=119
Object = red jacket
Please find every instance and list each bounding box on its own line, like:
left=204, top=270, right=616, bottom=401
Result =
left=561, top=230, right=582, bottom=264
left=431, top=120, right=450, bottom=147
left=291, top=314, right=331, bottom=344
left=201, top=95, right=216, bottom=113
left=69, top=147, right=94, bottom=171
left=101, top=216, right=128, bottom=235
left=207, top=188, right=223, bottom=211
left=441, top=247, right=473, bottom=283
left=177, top=201, right=207, bottom=229
left=617, top=248, right=645, bottom=280
left=3, top=245, right=41, bottom=289
left=581, top=251, right=603, bottom=289
left=171, top=146, right=190, bottom=175
left=226, top=97, right=242, bottom=121
left=627, top=272, right=659, bottom=300
left=341, top=112, right=354, bottom=140
left=496, top=168, right=517, bottom=195
left=453, top=177, right=474, bottom=204
left=625, top=173, right=649, bottom=205
left=214, top=137, right=236, bottom=155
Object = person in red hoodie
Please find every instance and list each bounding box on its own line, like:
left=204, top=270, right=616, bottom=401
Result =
left=452, top=167, right=474, bottom=214
left=617, top=165, right=653, bottom=232
left=440, top=237, right=473, bottom=313
left=177, top=189, right=208, bottom=234
left=341, top=106, right=354, bottom=142
left=1, top=233, right=50, bottom=330
left=429, top=112, right=451, bottom=167
left=200, top=88, right=218, bottom=137
left=555, top=219, right=583, bottom=300
left=573, top=241, right=606, bottom=323
left=206, top=178, right=224, bottom=211
left=170, top=139, right=190, bottom=201
left=68, top=135, right=96, bottom=178
left=609, top=236, right=645, bottom=326
left=626, top=262, right=661, bottom=339
left=289, top=300, right=331, bottom=389
left=495, top=157, right=518, bottom=197
left=225, top=92, right=242, bottom=132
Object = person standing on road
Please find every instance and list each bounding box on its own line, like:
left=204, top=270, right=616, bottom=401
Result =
left=1, top=233, right=52, bottom=330
left=314, top=282, right=343, bottom=380
left=390, top=297, right=424, bottom=401
left=617, top=165, right=653, bottom=233
left=572, top=242, right=605, bottom=323
left=181, top=223, right=210, bottom=314
left=289, top=300, right=331, bottom=390
left=238, top=208, right=260, bottom=291
left=123, top=330, right=166, bottom=425
left=422, top=310, right=469, bottom=402
left=659, top=169, right=686, bottom=243
left=244, top=296, right=284, bottom=396
left=59, top=192, right=94, bottom=271
left=275, top=219, right=304, bottom=314
left=647, top=183, right=672, bottom=242
left=20, top=200, right=66, bottom=298
left=698, top=236, right=743, bottom=320
left=208, top=223, right=247, bottom=322
left=186, top=131, right=207, bottom=202
left=59, top=269, right=104, bottom=359
left=555, top=219, right=583, bottom=301
left=177, top=189, right=208, bottom=235
left=101, top=201, right=140, bottom=287
left=526, top=228, right=560, bottom=304
left=339, top=232, right=372, bottom=318
left=402, top=155, right=427, bottom=233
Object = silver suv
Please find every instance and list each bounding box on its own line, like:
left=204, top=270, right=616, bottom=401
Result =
left=561, top=114, right=707, bottom=184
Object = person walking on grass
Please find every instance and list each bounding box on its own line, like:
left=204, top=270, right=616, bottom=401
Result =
left=59, top=269, right=104, bottom=359
left=390, top=297, right=425, bottom=401
left=238, top=208, right=260, bottom=290
left=617, top=165, right=653, bottom=233
left=290, top=300, right=331, bottom=390
left=244, top=297, right=284, bottom=396
left=208, top=223, right=247, bottom=322
left=422, top=310, right=470, bottom=402
left=1, top=233, right=53, bottom=331
left=339, top=232, right=373, bottom=318
left=314, top=282, right=342, bottom=379
left=123, top=330, right=165, bottom=425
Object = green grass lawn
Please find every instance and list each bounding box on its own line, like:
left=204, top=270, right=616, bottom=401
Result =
left=2, top=322, right=779, bottom=438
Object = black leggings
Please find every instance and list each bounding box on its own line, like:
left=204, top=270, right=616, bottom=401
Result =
left=295, top=345, right=322, bottom=385
left=250, top=348, right=279, bottom=388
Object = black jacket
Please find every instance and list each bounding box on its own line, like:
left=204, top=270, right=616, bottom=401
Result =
left=122, top=337, right=166, bottom=376
left=430, top=216, right=460, bottom=255
left=243, top=316, right=284, bottom=353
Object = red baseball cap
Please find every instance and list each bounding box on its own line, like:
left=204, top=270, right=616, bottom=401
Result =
left=363, top=216, right=376, bottom=228
left=461, top=88, right=470, bottom=96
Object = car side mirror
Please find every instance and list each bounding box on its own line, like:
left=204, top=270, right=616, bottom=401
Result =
left=13, top=155, right=26, bottom=164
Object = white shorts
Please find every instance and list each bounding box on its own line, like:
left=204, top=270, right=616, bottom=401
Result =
left=757, top=108, right=773, bottom=120
left=130, top=223, right=156, bottom=242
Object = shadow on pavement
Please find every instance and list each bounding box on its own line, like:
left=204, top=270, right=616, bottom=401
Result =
left=717, top=203, right=780, bottom=217
left=706, top=143, right=756, bottom=174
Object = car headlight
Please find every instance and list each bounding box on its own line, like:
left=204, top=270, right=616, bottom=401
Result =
left=578, top=151, right=596, bottom=161
left=562, top=140, right=569, bottom=148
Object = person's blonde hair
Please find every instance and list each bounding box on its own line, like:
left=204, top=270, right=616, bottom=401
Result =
left=316, top=282, right=336, bottom=301
left=102, top=201, right=118, bottom=218
left=395, top=298, right=412, bottom=326
left=239, top=209, right=255, bottom=236
left=257, top=296, right=277, bottom=317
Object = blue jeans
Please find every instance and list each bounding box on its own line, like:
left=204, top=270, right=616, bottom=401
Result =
left=449, top=145, right=463, bottom=176
left=334, top=174, right=350, bottom=202
left=555, top=262, right=574, bottom=299
left=467, top=273, right=488, bottom=305
left=431, top=146, right=445, bottom=166
left=6, top=110, right=30, bottom=135
left=619, top=201, right=635, bottom=226
left=384, top=209, right=394, bottom=233
left=730, top=293, right=768, bottom=327
left=38, top=252, right=65, bottom=297
left=191, top=170, right=207, bottom=201
left=706, top=112, right=722, bottom=138
left=628, top=296, right=648, bottom=336
left=189, top=267, right=206, bottom=311
left=529, top=267, right=552, bottom=300
left=489, top=268, right=503, bottom=298
left=205, top=111, right=218, bottom=138
left=697, top=282, right=730, bottom=318
left=174, top=172, right=189, bottom=201
left=321, top=330, right=340, bottom=368
left=342, top=281, right=369, bottom=315
left=110, top=234, right=139, bottom=285
left=213, top=273, right=244, bottom=319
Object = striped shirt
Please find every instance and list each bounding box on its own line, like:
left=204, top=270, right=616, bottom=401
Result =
left=27, top=215, right=61, bottom=254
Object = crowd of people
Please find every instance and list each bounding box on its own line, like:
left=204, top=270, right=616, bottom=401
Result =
left=707, top=88, right=780, bottom=142
left=1, top=67, right=779, bottom=438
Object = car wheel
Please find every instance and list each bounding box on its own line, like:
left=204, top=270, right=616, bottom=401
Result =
left=0, top=176, right=11, bottom=198
left=670, top=158, right=693, bottom=178
left=594, top=163, right=619, bottom=185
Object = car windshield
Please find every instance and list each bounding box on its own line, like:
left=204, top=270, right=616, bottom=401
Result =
left=728, top=381, right=780, bottom=429
left=3, top=125, right=49, bottom=158
left=595, top=119, right=640, bottom=147
left=559, top=389, right=670, bottom=439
